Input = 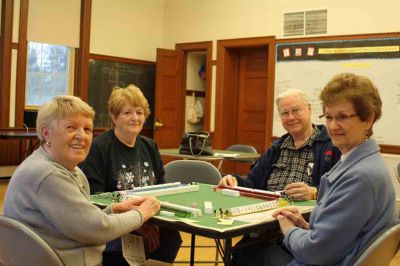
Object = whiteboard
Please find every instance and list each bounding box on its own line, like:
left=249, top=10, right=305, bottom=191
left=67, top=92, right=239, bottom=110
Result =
left=274, top=38, right=400, bottom=146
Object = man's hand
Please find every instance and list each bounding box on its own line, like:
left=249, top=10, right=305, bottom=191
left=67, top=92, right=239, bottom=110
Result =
left=219, top=175, right=238, bottom=186
left=136, top=224, right=160, bottom=253
left=272, top=206, right=309, bottom=234
left=285, top=182, right=316, bottom=201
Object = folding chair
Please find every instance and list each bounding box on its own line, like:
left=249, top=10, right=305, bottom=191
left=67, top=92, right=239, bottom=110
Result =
left=0, top=215, right=64, bottom=266
left=164, top=160, right=222, bottom=265
left=353, top=223, right=400, bottom=266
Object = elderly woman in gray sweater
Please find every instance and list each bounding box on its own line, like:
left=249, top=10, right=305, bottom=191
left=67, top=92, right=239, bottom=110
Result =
left=4, top=95, right=160, bottom=266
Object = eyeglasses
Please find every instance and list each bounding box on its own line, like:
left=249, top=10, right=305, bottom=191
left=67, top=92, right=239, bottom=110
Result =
left=279, top=105, right=307, bottom=118
left=319, top=113, right=359, bottom=123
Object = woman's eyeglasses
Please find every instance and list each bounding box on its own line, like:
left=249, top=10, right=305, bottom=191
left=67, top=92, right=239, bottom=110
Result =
left=319, top=113, right=359, bottom=123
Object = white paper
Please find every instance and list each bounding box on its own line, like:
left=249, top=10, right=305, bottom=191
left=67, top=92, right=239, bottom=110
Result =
left=122, top=234, right=146, bottom=266
left=214, top=153, right=240, bottom=158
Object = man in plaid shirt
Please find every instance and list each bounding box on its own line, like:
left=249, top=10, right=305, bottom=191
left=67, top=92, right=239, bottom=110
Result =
left=220, top=89, right=340, bottom=201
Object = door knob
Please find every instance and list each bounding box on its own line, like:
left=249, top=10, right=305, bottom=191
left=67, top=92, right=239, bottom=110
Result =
left=154, top=121, right=164, bottom=130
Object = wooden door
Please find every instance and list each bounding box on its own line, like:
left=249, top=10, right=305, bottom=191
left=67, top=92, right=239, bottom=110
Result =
left=223, top=47, right=269, bottom=175
left=236, top=48, right=268, bottom=152
left=153, top=49, right=185, bottom=149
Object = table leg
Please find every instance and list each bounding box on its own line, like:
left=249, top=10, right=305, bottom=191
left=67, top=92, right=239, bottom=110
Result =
left=223, top=238, right=232, bottom=266
left=190, top=234, right=196, bottom=266
left=217, top=160, right=223, bottom=170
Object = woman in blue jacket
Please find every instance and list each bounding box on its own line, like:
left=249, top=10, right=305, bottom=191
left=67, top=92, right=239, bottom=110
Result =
left=237, top=73, right=398, bottom=266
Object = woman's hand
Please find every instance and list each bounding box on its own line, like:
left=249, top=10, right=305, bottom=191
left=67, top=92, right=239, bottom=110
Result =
left=219, top=175, right=238, bottom=186
left=272, top=206, right=309, bottom=234
left=274, top=214, right=295, bottom=235
left=111, top=196, right=160, bottom=222
left=285, top=182, right=316, bottom=201
left=135, top=196, right=160, bottom=222
left=136, top=224, right=160, bottom=253
left=112, top=197, right=147, bottom=213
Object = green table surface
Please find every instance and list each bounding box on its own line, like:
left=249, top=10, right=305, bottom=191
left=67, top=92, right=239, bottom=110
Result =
left=91, top=183, right=315, bottom=233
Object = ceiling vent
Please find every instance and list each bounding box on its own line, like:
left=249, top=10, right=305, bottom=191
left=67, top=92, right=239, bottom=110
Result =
left=283, top=9, right=327, bottom=37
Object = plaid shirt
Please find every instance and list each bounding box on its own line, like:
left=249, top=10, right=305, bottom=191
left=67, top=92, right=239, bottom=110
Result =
left=267, top=126, right=320, bottom=191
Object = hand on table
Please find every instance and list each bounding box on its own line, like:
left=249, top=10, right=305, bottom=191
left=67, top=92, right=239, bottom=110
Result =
left=285, top=182, right=317, bottom=201
left=219, top=175, right=238, bottom=186
left=112, top=196, right=160, bottom=222
left=272, top=206, right=309, bottom=235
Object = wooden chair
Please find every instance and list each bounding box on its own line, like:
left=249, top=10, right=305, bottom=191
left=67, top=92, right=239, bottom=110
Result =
left=164, top=160, right=222, bottom=265
left=0, top=215, right=64, bottom=266
left=353, top=223, right=400, bottom=266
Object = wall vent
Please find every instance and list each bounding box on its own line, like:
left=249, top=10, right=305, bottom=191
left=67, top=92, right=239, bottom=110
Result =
left=283, top=9, right=327, bottom=37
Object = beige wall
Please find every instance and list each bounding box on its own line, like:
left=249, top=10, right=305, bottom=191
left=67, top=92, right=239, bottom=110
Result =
left=5, top=0, right=400, bottom=197
left=90, top=0, right=165, bottom=61
left=164, top=0, right=400, bottom=59
left=28, top=0, right=81, bottom=47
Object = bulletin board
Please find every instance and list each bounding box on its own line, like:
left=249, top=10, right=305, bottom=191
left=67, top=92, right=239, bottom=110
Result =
left=274, top=35, right=400, bottom=150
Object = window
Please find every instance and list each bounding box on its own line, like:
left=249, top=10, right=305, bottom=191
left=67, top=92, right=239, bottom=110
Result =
left=25, top=42, right=74, bottom=108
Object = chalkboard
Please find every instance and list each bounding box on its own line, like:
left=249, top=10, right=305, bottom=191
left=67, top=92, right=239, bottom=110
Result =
left=274, top=37, right=400, bottom=146
left=88, top=59, right=155, bottom=129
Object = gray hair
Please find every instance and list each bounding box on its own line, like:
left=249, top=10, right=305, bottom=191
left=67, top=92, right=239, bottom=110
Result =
left=275, top=89, right=311, bottom=109
left=36, top=95, right=95, bottom=144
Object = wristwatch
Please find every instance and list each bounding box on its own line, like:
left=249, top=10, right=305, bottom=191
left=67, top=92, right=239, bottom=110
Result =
left=311, top=187, right=318, bottom=200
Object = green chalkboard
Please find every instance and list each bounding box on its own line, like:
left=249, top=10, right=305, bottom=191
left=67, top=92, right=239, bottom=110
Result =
left=88, top=58, right=155, bottom=129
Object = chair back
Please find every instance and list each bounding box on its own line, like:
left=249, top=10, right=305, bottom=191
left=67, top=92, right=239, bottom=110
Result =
left=353, top=223, right=400, bottom=266
left=395, top=162, right=400, bottom=184
left=225, top=144, right=258, bottom=163
left=0, top=215, right=64, bottom=266
left=164, top=160, right=222, bottom=185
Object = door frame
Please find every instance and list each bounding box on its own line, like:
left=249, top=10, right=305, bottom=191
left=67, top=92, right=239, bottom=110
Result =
left=175, top=41, right=213, bottom=131
left=214, top=37, right=276, bottom=150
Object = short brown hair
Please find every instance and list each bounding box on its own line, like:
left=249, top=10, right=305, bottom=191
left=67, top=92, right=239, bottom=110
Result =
left=108, top=84, right=150, bottom=122
left=319, top=73, right=382, bottom=138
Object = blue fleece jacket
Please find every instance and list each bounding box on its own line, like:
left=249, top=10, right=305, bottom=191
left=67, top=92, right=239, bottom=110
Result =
left=235, top=124, right=341, bottom=190
left=285, top=139, right=398, bottom=265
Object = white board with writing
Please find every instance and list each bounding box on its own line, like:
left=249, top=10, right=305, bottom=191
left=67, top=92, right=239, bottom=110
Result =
left=274, top=38, right=400, bottom=146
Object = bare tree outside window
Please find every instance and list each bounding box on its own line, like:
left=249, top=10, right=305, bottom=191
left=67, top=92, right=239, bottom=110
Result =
left=26, top=42, right=72, bottom=108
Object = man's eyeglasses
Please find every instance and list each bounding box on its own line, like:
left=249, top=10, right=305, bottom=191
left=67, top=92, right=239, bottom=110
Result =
left=319, top=113, right=359, bottom=123
left=279, top=106, right=307, bottom=118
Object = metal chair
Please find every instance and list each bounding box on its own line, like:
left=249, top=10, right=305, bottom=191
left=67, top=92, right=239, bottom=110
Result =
left=225, top=144, right=258, bottom=163
left=353, top=223, right=400, bottom=266
left=164, top=160, right=222, bottom=265
left=0, top=215, right=64, bottom=266
left=395, top=162, right=400, bottom=185
left=164, top=159, right=222, bottom=185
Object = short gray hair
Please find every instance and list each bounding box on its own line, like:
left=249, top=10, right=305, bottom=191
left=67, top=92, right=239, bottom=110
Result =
left=36, top=95, right=95, bottom=144
left=275, top=89, right=311, bottom=109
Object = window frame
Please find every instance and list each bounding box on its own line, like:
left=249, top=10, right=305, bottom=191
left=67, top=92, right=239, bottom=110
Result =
left=24, top=42, right=75, bottom=110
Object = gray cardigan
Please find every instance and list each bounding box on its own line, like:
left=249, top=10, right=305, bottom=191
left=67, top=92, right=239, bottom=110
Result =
left=4, top=147, right=144, bottom=266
